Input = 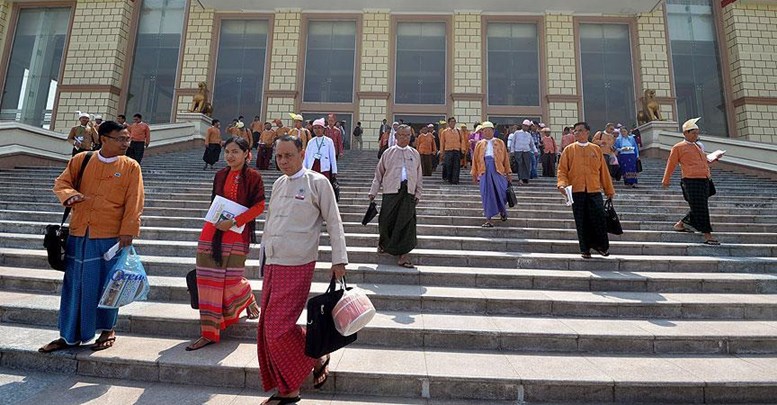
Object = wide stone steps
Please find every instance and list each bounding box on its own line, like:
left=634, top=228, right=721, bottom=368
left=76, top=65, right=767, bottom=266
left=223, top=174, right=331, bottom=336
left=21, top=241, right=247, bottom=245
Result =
left=3, top=150, right=777, bottom=403
left=2, top=323, right=776, bottom=403
left=2, top=288, right=777, bottom=356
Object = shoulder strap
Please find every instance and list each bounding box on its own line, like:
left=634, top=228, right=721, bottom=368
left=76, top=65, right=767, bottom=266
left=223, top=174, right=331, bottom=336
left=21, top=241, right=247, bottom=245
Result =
left=61, top=152, right=94, bottom=226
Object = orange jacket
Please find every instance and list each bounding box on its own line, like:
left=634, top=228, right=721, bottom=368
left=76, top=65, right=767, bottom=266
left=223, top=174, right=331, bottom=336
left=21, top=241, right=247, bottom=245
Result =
left=471, top=138, right=511, bottom=178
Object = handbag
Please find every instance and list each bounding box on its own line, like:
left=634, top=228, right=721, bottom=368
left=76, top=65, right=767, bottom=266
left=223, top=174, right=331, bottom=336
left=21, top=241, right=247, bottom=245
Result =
left=186, top=269, right=199, bottom=309
left=330, top=176, right=341, bottom=202
left=636, top=158, right=643, bottom=173
left=305, top=276, right=358, bottom=358
left=43, top=152, right=94, bottom=271
left=604, top=198, right=624, bottom=235
left=332, top=285, right=376, bottom=337
left=362, top=201, right=378, bottom=226
left=506, top=183, right=517, bottom=208
left=708, top=179, right=716, bottom=197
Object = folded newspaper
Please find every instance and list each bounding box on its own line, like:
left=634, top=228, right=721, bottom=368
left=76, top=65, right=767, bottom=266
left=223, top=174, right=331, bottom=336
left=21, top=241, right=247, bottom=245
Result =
left=205, top=195, right=248, bottom=234
left=98, top=246, right=150, bottom=309
left=706, top=149, right=725, bottom=163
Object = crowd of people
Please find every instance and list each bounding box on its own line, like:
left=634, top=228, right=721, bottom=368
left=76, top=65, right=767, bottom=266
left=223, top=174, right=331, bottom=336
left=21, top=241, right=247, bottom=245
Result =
left=44, top=107, right=722, bottom=404
left=67, top=112, right=150, bottom=164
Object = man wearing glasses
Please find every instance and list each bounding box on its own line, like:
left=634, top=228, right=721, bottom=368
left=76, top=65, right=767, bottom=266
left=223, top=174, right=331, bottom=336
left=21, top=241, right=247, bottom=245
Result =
left=40, top=121, right=145, bottom=354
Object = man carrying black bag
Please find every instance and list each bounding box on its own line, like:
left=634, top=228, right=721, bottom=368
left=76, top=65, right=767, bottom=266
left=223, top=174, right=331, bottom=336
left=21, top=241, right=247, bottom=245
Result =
left=257, top=135, right=348, bottom=404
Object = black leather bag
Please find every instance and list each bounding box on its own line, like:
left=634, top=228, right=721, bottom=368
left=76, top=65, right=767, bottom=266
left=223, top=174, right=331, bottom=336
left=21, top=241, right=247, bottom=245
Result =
left=43, top=152, right=93, bottom=271
left=362, top=201, right=378, bottom=226
left=506, top=183, right=517, bottom=208
left=186, top=269, right=199, bottom=309
left=636, top=158, right=643, bottom=173
left=708, top=179, right=716, bottom=197
left=305, top=276, right=357, bottom=358
left=604, top=198, right=624, bottom=235
left=330, top=176, right=340, bottom=202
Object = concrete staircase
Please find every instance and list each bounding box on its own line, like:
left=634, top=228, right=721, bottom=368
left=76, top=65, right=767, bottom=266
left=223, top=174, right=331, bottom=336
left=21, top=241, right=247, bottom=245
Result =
left=0, top=149, right=776, bottom=404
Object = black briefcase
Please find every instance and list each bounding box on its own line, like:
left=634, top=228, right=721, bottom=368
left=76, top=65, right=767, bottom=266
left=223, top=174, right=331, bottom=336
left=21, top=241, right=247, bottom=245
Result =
left=605, top=199, right=624, bottom=235
left=330, top=177, right=341, bottom=202
left=362, top=201, right=378, bottom=226
left=305, top=276, right=357, bottom=358
left=506, top=183, right=517, bottom=208
left=186, top=269, right=199, bottom=309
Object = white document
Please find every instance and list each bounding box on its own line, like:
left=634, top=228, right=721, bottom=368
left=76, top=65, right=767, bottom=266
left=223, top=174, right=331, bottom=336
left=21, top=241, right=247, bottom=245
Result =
left=103, top=243, right=121, bottom=261
left=205, top=195, right=248, bottom=234
left=564, top=185, right=574, bottom=206
left=707, top=149, right=725, bottom=163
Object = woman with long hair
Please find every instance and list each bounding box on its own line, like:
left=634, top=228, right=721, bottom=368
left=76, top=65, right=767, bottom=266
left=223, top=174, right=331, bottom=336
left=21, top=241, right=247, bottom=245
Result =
left=187, top=137, right=265, bottom=351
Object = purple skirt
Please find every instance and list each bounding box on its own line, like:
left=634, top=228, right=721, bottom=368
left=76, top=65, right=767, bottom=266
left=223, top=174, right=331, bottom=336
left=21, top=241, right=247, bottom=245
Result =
left=480, top=156, right=508, bottom=219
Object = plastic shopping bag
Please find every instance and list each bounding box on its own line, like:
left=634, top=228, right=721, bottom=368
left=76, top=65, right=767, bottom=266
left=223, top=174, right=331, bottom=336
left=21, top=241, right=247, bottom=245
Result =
left=98, top=246, right=150, bottom=309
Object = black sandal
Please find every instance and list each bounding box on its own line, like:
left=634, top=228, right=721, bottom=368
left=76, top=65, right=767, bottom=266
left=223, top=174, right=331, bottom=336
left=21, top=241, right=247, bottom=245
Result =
left=581, top=252, right=592, bottom=259
left=500, top=213, right=508, bottom=222
left=263, top=395, right=301, bottom=405
left=91, top=335, right=116, bottom=351
left=704, top=239, right=721, bottom=246
left=481, top=222, right=494, bottom=228
left=313, top=355, right=331, bottom=389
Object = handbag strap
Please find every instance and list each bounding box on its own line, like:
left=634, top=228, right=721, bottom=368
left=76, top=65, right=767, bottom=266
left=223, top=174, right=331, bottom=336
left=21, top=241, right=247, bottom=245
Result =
left=327, top=275, right=347, bottom=293
left=60, top=151, right=94, bottom=226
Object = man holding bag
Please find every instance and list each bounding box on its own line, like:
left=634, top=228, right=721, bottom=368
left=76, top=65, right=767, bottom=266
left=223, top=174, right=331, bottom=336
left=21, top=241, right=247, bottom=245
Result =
left=40, top=121, right=145, bottom=353
left=258, top=135, right=348, bottom=404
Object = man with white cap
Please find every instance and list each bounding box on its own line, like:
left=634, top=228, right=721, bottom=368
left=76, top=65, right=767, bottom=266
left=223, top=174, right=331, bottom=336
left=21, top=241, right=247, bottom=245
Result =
left=661, top=117, right=722, bottom=245
left=67, top=112, right=99, bottom=156
left=288, top=113, right=311, bottom=149
left=303, top=118, right=338, bottom=180
left=508, top=119, right=537, bottom=184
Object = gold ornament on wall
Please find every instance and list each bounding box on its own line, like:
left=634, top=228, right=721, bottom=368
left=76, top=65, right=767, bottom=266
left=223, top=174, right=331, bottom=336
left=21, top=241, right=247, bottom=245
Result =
left=637, top=89, right=663, bottom=125
left=190, top=82, right=214, bottom=116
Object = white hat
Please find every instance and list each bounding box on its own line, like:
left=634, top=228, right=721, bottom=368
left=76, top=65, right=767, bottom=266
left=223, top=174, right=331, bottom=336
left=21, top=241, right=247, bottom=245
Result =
left=94, top=115, right=103, bottom=120
left=541, top=127, right=551, bottom=133
left=289, top=113, right=304, bottom=121
left=236, top=121, right=245, bottom=129
left=312, top=118, right=326, bottom=127
left=427, top=124, right=434, bottom=128
left=480, top=121, right=495, bottom=130
left=682, top=117, right=701, bottom=132
left=539, top=123, right=547, bottom=128
left=77, top=111, right=90, bottom=119
left=522, top=119, right=532, bottom=126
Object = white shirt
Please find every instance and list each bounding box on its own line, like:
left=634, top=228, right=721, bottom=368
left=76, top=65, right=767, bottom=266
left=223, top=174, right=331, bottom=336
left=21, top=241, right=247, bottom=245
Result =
left=303, top=135, right=338, bottom=174
left=397, top=145, right=409, bottom=181
left=97, top=150, right=118, bottom=164
left=388, top=128, right=398, bottom=148
left=486, top=139, right=495, bottom=157
left=289, top=167, right=306, bottom=180
left=510, top=130, right=537, bottom=153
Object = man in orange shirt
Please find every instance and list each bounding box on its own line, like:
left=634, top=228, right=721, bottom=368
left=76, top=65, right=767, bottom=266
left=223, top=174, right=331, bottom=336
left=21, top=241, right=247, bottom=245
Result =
left=439, top=117, right=466, bottom=184
left=662, top=117, right=722, bottom=245
left=40, top=120, right=145, bottom=353
left=557, top=121, right=615, bottom=259
left=126, top=113, right=150, bottom=164
left=414, top=125, right=437, bottom=176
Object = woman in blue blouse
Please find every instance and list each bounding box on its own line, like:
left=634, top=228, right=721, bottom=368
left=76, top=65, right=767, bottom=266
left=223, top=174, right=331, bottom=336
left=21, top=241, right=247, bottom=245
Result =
left=614, top=128, right=640, bottom=188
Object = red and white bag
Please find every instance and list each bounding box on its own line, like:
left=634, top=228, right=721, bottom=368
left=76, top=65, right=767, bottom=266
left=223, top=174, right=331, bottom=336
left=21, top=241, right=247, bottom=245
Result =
left=332, top=286, right=376, bottom=337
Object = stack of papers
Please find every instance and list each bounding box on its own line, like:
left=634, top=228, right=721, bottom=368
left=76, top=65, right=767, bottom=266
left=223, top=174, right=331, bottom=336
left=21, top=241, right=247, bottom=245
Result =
left=205, top=195, right=248, bottom=234
left=563, top=185, right=574, bottom=207
left=707, top=150, right=725, bottom=163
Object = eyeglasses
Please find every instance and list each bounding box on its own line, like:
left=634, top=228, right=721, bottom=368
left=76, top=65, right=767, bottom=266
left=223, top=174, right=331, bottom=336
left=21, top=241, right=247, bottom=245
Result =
left=105, top=136, right=131, bottom=143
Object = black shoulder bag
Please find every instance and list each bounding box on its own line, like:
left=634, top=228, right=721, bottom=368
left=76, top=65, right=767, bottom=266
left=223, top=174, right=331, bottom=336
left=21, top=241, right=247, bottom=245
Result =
left=43, top=152, right=94, bottom=271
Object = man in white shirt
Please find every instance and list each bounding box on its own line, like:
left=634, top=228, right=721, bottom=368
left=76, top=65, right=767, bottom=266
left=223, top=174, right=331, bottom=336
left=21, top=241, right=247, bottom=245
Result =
left=509, top=119, right=538, bottom=184
left=303, top=118, right=338, bottom=180
left=258, top=135, right=347, bottom=403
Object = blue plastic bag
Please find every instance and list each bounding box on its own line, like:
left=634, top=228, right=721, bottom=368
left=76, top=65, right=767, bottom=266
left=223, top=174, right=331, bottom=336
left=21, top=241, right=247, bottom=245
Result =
left=98, top=246, right=150, bottom=309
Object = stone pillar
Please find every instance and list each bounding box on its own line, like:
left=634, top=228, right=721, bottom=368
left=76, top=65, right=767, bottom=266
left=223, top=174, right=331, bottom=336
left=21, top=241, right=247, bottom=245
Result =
left=636, top=8, right=674, bottom=122
left=264, top=8, right=302, bottom=122
left=451, top=11, right=483, bottom=127
left=53, top=0, right=135, bottom=132
left=357, top=9, right=391, bottom=150
left=723, top=2, right=777, bottom=144
left=544, top=13, right=580, bottom=132
left=176, top=4, right=215, bottom=119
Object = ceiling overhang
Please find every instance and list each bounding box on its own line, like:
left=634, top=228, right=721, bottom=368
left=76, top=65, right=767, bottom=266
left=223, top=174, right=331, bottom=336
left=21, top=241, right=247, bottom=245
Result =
left=196, top=0, right=664, bottom=15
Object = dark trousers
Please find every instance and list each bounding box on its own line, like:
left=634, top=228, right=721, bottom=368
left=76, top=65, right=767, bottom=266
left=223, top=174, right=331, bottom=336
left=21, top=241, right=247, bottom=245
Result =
left=681, top=178, right=713, bottom=233
left=541, top=153, right=556, bottom=177
left=126, top=141, right=146, bottom=164
left=443, top=150, right=462, bottom=184
left=571, top=192, right=609, bottom=253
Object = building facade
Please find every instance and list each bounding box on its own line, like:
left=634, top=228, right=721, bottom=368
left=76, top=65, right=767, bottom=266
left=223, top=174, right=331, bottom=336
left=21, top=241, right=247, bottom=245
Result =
left=0, top=0, right=775, bottom=149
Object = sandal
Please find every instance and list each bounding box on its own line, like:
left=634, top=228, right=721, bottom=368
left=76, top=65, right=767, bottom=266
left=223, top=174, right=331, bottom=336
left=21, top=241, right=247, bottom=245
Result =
left=38, top=338, right=73, bottom=353
left=673, top=226, right=693, bottom=233
left=398, top=261, right=415, bottom=269
left=246, top=302, right=260, bottom=320
left=481, top=222, right=494, bottom=228
left=262, top=395, right=301, bottom=405
left=500, top=213, right=508, bottom=222
left=91, top=334, right=116, bottom=351
left=594, top=248, right=610, bottom=257
left=581, top=252, right=592, bottom=259
left=185, top=337, right=215, bottom=351
left=313, top=355, right=331, bottom=389
left=704, top=239, right=721, bottom=246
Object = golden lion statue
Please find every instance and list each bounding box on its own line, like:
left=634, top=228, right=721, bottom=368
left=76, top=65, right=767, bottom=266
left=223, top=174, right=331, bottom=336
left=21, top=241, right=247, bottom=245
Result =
left=637, top=89, right=662, bottom=125
left=190, top=82, right=213, bottom=116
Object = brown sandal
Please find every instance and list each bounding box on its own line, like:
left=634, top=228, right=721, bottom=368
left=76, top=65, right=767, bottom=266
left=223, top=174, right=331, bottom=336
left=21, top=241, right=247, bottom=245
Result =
left=91, top=335, right=116, bottom=351
left=38, top=338, right=73, bottom=353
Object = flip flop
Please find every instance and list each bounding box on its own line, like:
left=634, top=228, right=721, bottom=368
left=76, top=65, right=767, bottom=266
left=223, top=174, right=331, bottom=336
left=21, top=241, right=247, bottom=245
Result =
left=500, top=213, right=508, bottom=222
left=581, top=252, right=592, bottom=259
left=398, top=261, right=415, bottom=269
left=185, top=338, right=215, bottom=351
left=704, top=239, right=721, bottom=246
left=263, top=395, right=301, bottom=405
left=481, top=223, right=494, bottom=228
left=313, top=355, right=331, bottom=389
left=38, top=338, right=73, bottom=353
left=91, top=336, right=116, bottom=351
